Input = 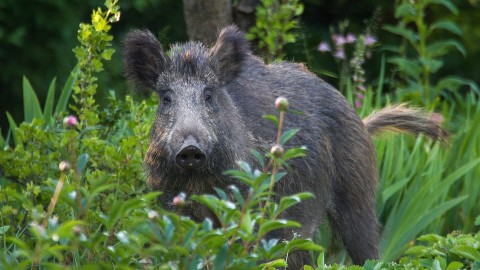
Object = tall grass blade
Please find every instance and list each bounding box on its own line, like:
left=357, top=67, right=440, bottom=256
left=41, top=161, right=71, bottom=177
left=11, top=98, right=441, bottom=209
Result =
left=43, top=77, right=57, bottom=127
left=22, top=76, right=43, bottom=122
left=55, top=65, right=79, bottom=115
left=6, top=112, right=20, bottom=146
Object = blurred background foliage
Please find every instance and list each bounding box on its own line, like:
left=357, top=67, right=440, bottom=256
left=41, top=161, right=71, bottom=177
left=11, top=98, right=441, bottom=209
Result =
left=0, top=0, right=479, bottom=132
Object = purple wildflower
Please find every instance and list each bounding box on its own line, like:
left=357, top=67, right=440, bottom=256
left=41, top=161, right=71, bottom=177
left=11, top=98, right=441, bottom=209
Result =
left=364, top=35, right=377, bottom=46
left=346, top=33, right=356, bottom=43
left=332, top=34, right=346, bottom=47
left=317, top=41, right=331, bottom=52
left=334, top=49, right=346, bottom=60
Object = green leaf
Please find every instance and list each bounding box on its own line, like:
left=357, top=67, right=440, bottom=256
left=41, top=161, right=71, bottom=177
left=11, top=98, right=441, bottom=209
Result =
left=451, top=246, right=480, bottom=262
left=213, top=243, right=228, bottom=270
left=55, top=65, right=79, bottom=114
left=258, top=219, right=300, bottom=237
left=435, top=76, right=480, bottom=95
left=43, top=77, right=57, bottom=127
left=278, top=192, right=314, bottom=213
left=446, top=262, right=464, bottom=270
left=77, top=153, right=89, bottom=174
left=260, top=259, right=287, bottom=268
left=240, top=210, right=253, bottom=234
left=430, top=20, right=461, bottom=35
left=383, top=25, right=418, bottom=45
left=263, top=114, right=279, bottom=128
left=430, top=0, right=459, bottom=15
left=283, top=146, right=307, bottom=160
left=250, top=148, right=265, bottom=168
left=0, top=225, right=10, bottom=234
left=419, top=57, right=443, bottom=73
left=426, top=39, right=466, bottom=58
left=279, top=128, right=300, bottom=145
left=475, top=216, right=480, bottom=226
left=387, top=57, right=421, bottom=80
left=23, top=76, right=43, bottom=122
left=6, top=112, right=20, bottom=146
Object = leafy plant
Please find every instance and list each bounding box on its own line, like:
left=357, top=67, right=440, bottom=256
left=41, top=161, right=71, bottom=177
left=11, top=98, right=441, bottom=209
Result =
left=384, top=0, right=479, bottom=108
left=71, top=0, right=120, bottom=127
left=1, top=67, right=79, bottom=147
left=247, top=0, right=304, bottom=63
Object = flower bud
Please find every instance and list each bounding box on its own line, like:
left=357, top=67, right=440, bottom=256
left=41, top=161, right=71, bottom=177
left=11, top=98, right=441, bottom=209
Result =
left=275, top=97, right=289, bottom=111
left=58, top=161, right=71, bottom=172
left=148, top=210, right=159, bottom=220
left=173, top=192, right=187, bottom=206
left=270, top=144, right=284, bottom=158
left=63, top=115, right=78, bottom=128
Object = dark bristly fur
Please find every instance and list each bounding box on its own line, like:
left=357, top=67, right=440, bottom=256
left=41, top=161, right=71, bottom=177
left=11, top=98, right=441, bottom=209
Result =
left=123, top=25, right=446, bottom=268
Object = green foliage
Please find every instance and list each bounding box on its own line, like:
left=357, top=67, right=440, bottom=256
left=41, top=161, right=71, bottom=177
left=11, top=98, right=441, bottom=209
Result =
left=247, top=0, right=304, bottom=63
left=71, top=0, right=120, bottom=127
left=402, top=232, right=480, bottom=269
left=0, top=67, right=79, bottom=147
left=384, top=0, right=479, bottom=108
left=1, top=1, right=480, bottom=269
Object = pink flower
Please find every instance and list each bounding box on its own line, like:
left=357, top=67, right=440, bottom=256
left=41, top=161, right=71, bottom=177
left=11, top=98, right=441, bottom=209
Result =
left=355, top=100, right=362, bottom=108
left=346, top=33, right=356, bottom=43
left=364, top=35, right=377, bottom=46
left=332, top=34, right=346, bottom=47
left=63, top=115, right=78, bottom=128
left=173, top=192, right=186, bottom=206
left=334, top=49, right=346, bottom=60
left=317, top=41, right=331, bottom=52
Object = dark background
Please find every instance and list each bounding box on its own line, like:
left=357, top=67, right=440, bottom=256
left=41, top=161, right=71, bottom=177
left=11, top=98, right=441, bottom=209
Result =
left=1, top=0, right=478, bottom=135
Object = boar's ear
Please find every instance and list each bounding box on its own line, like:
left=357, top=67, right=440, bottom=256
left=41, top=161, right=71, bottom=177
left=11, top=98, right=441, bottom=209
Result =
left=209, top=25, right=250, bottom=85
left=123, top=29, right=168, bottom=92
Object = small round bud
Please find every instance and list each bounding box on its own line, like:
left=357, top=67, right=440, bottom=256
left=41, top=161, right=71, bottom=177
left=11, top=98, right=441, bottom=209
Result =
left=270, top=144, right=284, bottom=158
left=63, top=115, right=78, bottom=128
left=275, top=97, right=289, bottom=111
left=73, top=226, right=82, bottom=236
left=58, top=161, right=71, bottom=172
left=173, top=192, right=187, bottom=206
left=148, top=210, right=159, bottom=220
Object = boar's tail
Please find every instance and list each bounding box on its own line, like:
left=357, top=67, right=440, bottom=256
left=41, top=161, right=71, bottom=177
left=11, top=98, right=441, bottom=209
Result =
left=362, top=104, right=448, bottom=142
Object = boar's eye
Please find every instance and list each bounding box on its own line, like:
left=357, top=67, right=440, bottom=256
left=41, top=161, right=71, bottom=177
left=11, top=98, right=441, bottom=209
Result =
left=205, top=93, right=212, bottom=102
left=163, top=95, right=171, bottom=104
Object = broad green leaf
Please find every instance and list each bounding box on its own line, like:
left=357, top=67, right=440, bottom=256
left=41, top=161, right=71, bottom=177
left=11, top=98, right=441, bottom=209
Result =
left=43, top=77, right=57, bottom=127
left=213, top=244, right=228, bottom=270
left=0, top=225, right=10, bottom=234
left=23, top=76, right=43, bottom=122
left=77, top=153, right=89, bottom=174
left=260, top=259, right=287, bottom=268
left=279, top=128, right=300, bottom=145
left=258, top=219, right=300, bottom=237
left=263, top=114, right=279, bottom=128
left=446, top=262, right=464, bottom=270
left=451, top=246, right=480, bottom=261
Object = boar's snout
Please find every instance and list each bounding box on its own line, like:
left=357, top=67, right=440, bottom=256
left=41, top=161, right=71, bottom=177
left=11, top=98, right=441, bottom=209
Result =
left=175, top=135, right=206, bottom=169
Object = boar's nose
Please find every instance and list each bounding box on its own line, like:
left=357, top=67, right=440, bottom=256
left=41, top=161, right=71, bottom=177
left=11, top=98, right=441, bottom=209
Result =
left=175, top=136, right=206, bottom=169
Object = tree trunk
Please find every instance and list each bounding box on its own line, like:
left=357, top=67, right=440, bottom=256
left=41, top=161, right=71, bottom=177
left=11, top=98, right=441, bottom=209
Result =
left=182, top=0, right=233, bottom=45
left=182, top=0, right=259, bottom=45
left=233, top=0, right=259, bottom=32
